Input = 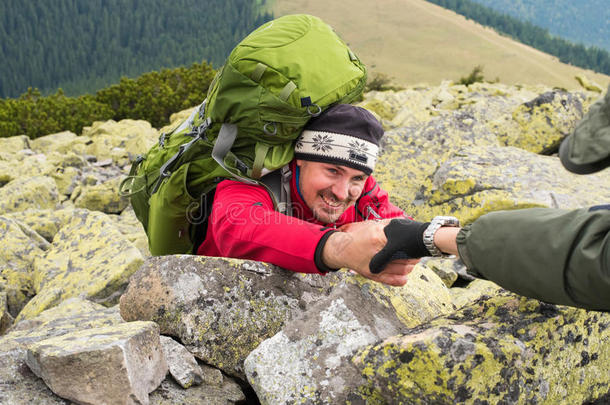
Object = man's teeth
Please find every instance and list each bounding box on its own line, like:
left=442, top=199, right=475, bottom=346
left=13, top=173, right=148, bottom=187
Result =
left=321, top=195, right=341, bottom=207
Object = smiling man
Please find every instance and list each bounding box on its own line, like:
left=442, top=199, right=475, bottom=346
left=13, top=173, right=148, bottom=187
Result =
left=196, top=104, right=426, bottom=286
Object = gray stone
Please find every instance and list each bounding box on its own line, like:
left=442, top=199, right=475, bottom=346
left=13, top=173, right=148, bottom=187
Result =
left=0, top=298, right=124, bottom=404
left=160, top=335, right=203, bottom=389
left=244, top=265, right=455, bottom=404
left=150, top=376, right=245, bottom=405
left=26, top=321, right=167, bottom=405
left=200, top=363, right=223, bottom=386
left=121, top=256, right=454, bottom=380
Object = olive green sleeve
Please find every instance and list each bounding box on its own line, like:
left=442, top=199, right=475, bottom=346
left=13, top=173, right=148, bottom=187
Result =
left=456, top=207, right=610, bottom=311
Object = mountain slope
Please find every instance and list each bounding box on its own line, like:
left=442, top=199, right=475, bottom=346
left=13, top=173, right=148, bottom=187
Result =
left=272, top=0, right=610, bottom=90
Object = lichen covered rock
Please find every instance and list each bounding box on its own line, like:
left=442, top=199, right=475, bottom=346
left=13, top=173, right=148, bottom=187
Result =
left=18, top=210, right=143, bottom=321
left=491, top=90, right=586, bottom=154
left=244, top=264, right=455, bottom=403
left=0, top=176, right=60, bottom=214
left=0, top=217, right=49, bottom=317
left=26, top=321, right=167, bottom=405
left=0, top=298, right=123, bottom=405
left=72, top=176, right=129, bottom=214
left=0, top=135, right=30, bottom=153
left=410, top=145, right=610, bottom=222
left=81, top=119, right=158, bottom=164
left=352, top=294, right=610, bottom=404
left=120, top=255, right=340, bottom=378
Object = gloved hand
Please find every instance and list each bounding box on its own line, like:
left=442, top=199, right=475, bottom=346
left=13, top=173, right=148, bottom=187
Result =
left=369, top=218, right=431, bottom=274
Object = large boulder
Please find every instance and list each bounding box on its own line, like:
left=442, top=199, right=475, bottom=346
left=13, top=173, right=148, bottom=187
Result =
left=411, top=145, right=610, bottom=222
left=0, top=299, right=123, bottom=405
left=491, top=90, right=586, bottom=154
left=0, top=217, right=50, bottom=317
left=18, top=210, right=143, bottom=321
left=0, top=135, right=30, bottom=153
left=72, top=177, right=129, bottom=214
left=120, top=256, right=455, bottom=379
left=243, top=264, right=455, bottom=404
left=29, top=131, right=78, bottom=154
left=26, top=321, right=167, bottom=405
left=351, top=294, right=610, bottom=404
left=80, top=119, right=158, bottom=164
left=0, top=176, right=60, bottom=215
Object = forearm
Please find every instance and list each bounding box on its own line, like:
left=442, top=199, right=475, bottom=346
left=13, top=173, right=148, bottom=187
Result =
left=456, top=207, right=610, bottom=311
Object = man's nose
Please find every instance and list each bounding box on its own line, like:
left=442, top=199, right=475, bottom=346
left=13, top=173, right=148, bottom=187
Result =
left=331, top=180, right=350, bottom=201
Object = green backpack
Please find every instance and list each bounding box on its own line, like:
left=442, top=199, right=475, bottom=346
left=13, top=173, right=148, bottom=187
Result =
left=120, top=14, right=367, bottom=256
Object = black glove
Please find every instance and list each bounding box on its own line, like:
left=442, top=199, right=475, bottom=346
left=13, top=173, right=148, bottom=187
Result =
left=369, top=218, right=430, bottom=274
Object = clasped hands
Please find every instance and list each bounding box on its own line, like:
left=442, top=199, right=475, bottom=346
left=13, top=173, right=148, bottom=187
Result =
left=321, top=218, right=431, bottom=286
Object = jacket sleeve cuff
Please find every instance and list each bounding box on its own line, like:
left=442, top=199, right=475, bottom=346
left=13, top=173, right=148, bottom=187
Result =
left=314, top=230, right=340, bottom=273
left=456, top=225, right=483, bottom=279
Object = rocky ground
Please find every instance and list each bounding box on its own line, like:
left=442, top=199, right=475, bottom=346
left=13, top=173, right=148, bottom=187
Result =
left=0, top=78, right=608, bottom=404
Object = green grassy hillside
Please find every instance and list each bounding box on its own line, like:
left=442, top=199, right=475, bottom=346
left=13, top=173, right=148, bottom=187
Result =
left=272, top=0, right=610, bottom=90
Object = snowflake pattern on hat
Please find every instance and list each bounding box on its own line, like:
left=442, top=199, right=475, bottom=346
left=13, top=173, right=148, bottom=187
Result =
left=348, top=140, right=369, bottom=155
left=312, top=134, right=333, bottom=152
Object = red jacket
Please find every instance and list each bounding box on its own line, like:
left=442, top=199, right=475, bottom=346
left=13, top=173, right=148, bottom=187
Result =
left=197, top=161, right=406, bottom=273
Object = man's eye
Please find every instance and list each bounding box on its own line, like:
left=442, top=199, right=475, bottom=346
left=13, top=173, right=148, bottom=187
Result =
left=327, top=168, right=338, bottom=175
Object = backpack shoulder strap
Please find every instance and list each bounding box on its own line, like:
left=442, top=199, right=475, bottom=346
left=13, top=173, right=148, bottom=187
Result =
left=260, top=164, right=292, bottom=215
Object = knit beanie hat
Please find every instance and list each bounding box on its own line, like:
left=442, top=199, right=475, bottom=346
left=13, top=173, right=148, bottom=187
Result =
left=294, top=104, right=383, bottom=175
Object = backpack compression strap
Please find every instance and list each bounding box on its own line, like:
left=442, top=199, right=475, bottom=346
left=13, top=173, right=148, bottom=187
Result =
left=212, top=123, right=259, bottom=185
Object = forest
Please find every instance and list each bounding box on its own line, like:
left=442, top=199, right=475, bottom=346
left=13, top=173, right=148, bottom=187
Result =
left=0, top=61, right=216, bottom=139
left=468, top=0, right=609, bottom=52
left=426, top=0, right=610, bottom=76
left=0, top=0, right=271, bottom=98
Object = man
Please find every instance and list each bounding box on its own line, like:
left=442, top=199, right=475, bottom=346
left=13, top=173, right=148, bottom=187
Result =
left=374, top=86, right=610, bottom=311
left=197, top=104, right=426, bottom=286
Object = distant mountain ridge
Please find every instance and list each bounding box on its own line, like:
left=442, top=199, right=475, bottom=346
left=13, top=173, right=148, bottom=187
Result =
left=469, top=0, right=610, bottom=52
left=0, top=0, right=271, bottom=98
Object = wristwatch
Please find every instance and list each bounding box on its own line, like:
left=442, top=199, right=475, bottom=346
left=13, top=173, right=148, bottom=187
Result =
left=422, top=216, right=460, bottom=257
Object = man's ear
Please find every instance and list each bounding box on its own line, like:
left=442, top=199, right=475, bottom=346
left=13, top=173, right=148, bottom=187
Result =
left=296, top=159, right=304, bottom=167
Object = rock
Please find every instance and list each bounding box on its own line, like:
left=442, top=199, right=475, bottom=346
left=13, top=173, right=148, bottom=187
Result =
left=0, top=176, right=60, bottom=214
left=0, top=217, right=49, bottom=316
left=450, top=278, right=504, bottom=310
left=0, top=135, right=30, bottom=153
left=26, top=321, right=167, bottom=405
left=0, top=347, right=70, bottom=405
left=18, top=210, right=143, bottom=321
left=0, top=153, right=56, bottom=184
left=0, top=298, right=123, bottom=405
left=200, top=363, right=223, bottom=386
left=109, top=207, right=151, bottom=257
left=4, top=208, right=75, bottom=242
left=492, top=90, right=586, bottom=154
left=81, top=119, right=158, bottom=163
left=72, top=177, right=129, bottom=214
left=149, top=376, right=245, bottom=405
left=120, top=256, right=335, bottom=378
left=0, top=291, right=14, bottom=334
left=29, top=131, right=78, bottom=154
left=160, top=336, right=203, bottom=389
left=421, top=257, right=459, bottom=287
left=244, top=265, right=455, bottom=403
left=411, top=145, right=610, bottom=222
left=121, top=256, right=455, bottom=380
left=351, top=294, right=610, bottom=404
left=51, top=166, right=81, bottom=196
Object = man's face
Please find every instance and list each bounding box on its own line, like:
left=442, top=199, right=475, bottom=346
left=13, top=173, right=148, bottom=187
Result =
left=296, top=160, right=368, bottom=224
